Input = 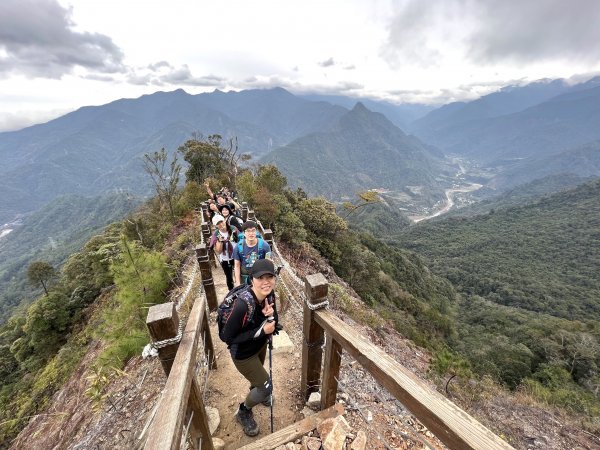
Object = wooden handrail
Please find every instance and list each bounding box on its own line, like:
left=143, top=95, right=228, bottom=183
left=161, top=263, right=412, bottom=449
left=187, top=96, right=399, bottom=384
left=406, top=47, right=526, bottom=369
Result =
left=145, top=287, right=215, bottom=449
left=301, top=273, right=514, bottom=450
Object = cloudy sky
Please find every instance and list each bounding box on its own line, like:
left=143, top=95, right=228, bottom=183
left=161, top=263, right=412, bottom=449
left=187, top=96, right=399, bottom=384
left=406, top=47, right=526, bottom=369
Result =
left=1, top=0, right=600, bottom=131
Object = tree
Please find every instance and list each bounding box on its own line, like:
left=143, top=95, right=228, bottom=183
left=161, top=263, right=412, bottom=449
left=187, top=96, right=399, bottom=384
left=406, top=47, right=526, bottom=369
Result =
left=341, top=190, right=381, bottom=219
left=142, top=148, right=181, bottom=220
left=27, top=261, right=56, bottom=295
left=178, top=134, right=246, bottom=188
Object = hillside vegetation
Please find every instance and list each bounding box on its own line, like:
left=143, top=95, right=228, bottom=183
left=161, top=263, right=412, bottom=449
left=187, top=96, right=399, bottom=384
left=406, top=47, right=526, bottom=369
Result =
left=1, top=135, right=599, bottom=447
left=394, top=179, right=600, bottom=420
left=397, top=179, right=600, bottom=320
left=0, top=193, right=138, bottom=323
left=0, top=137, right=457, bottom=447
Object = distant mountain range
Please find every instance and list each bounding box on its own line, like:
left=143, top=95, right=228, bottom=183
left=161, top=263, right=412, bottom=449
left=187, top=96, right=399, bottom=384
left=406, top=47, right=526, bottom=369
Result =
left=0, top=88, right=348, bottom=223
left=409, top=76, right=600, bottom=190
left=3, top=75, right=600, bottom=224
left=260, top=103, right=453, bottom=203
left=300, top=93, right=434, bottom=130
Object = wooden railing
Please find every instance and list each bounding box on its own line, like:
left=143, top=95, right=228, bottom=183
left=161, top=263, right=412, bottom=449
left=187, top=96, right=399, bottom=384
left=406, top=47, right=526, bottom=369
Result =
left=300, top=273, right=515, bottom=450
left=143, top=246, right=218, bottom=449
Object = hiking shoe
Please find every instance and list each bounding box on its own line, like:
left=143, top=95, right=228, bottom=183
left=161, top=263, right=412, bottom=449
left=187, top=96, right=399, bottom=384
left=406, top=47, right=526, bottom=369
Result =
left=236, top=403, right=259, bottom=436
left=262, top=394, right=274, bottom=407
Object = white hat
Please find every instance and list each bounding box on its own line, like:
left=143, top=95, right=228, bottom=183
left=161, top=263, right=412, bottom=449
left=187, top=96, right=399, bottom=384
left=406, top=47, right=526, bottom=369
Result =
left=212, top=214, right=225, bottom=226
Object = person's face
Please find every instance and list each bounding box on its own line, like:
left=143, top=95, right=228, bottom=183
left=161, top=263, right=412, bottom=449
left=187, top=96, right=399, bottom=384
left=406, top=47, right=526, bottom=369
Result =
left=216, top=220, right=227, bottom=231
left=253, top=274, right=276, bottom=297
left=244, top=227, right=257, bottom=239
left=209, top=203, right=218, bottom=211
left=217, top=196, right=226, bottom=205
left=221, top=208, right=230, bottom=217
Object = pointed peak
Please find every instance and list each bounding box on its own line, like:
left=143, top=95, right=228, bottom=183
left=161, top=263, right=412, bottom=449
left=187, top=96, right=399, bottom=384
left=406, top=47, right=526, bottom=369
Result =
left=352, top=102, right=370, bottom=113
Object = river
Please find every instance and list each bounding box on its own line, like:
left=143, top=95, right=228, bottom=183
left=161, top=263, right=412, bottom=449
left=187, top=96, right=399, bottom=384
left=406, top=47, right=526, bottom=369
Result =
left=410, top=183, right=482, bottom=223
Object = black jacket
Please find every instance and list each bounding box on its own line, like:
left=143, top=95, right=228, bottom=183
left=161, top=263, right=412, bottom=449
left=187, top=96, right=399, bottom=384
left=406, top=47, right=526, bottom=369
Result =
left=221, top=287, right=279, bottom=359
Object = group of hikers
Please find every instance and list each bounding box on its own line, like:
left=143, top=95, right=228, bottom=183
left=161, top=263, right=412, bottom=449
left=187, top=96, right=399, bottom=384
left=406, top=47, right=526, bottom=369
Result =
left=204, top=183, right=279, bottom=438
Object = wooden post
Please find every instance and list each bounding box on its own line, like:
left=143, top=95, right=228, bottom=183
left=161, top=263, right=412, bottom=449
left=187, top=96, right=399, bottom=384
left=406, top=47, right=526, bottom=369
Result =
left=247, top=210, right=256, bottom=221
left=301, top=273, right=327, bottom=400
left=201, top=202, right=211, bottom=223
left=146, top=302, right=180, bottom=376
left=146, top=303, right=204, bottom=449
left=200, top=222, right=216, bottom=267
left=195, top=244, right=218, bottom=311
left=241, top=202, right=248, bottom=221
left=144, top=286, right=214, bottom=450
left=321, top=337, right=342, bottom=409
left=188, top=378, right=215, bottom=450
left=202, top=304, right=217, bottom=369
left=263, top=228, right=273, bottom=248
left=201, top=221, right=211, bottom=245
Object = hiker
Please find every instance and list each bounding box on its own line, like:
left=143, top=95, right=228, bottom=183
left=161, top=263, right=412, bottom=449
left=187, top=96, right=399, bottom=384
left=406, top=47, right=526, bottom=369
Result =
left=219, top=259, right=281, bottom=437
left=208, top=214, right=239, bottom=290
left=219, top=203, right=244, bottom=231
left=216, top=192, right=242, bottom=213
left=207, top=199, right=219, bottom=221
left=233, top=221, right=271, bottom=286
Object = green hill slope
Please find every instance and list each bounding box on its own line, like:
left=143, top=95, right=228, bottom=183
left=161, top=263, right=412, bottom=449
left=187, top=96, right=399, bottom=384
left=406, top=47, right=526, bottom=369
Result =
left=261, top=103, right=453, bottom=205
left=0, top=193, right=138, bottom=323
left=396, top=179, right=600, bottom=321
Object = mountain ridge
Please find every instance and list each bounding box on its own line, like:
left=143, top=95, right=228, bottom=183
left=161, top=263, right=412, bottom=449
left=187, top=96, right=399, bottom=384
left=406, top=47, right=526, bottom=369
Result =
left=260, top=102, right=451, bottom=203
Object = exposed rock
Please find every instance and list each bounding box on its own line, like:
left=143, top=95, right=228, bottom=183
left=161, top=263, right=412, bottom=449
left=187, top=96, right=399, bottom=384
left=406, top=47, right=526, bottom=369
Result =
left=307, top=391, right=321, bottom=409
left=272, top=330, right=294, bottom=354
left=212, top=437, right=225, bottom=450
left=205, top=406, right=220, bottom=435
left=317, top=416, right=351, bottom=450
left=301, top=435, right=323, bottom=450
left=301, top=406, right=315, bottom=418
left=350, top=430, right=367, bottom=450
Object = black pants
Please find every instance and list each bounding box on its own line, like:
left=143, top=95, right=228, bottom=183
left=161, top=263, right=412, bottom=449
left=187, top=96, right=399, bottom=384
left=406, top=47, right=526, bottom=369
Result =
left=221, top=259, right=234, bottom=290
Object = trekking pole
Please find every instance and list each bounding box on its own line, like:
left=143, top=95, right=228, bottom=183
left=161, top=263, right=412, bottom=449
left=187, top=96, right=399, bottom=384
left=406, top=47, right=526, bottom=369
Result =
left=268, top=318, right=275, bottom=433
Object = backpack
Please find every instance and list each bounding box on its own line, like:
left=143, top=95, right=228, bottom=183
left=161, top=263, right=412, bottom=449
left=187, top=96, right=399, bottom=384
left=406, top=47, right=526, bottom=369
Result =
left=237, top=237, right=267, bottom=276
left=217, top=285, right=255, bottom=342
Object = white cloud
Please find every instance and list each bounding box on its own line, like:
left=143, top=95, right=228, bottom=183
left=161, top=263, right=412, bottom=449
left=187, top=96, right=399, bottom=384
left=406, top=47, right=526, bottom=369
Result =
left=0, top=0, right=124, bottom=78
left=1, top=0, right=600, bottom=130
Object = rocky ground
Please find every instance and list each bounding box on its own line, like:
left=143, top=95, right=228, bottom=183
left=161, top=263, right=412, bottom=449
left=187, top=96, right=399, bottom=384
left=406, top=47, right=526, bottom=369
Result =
left=8, top=242, right=600, bottom=450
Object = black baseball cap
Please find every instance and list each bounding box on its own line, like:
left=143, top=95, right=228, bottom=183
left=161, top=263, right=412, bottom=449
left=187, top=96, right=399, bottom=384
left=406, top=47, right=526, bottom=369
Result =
left=251, top=259, right=276, bottom=278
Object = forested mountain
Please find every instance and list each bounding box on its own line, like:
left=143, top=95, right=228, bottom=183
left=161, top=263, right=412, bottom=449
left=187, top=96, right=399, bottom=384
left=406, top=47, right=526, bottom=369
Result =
left=449, top=173, right=594, bottom=217
left=410, top=78, right=574, bottom=136
left=260, top=103, right=453, bottom=202
left=396, top=179, right=600, bottom=321
left=195, top=87, right=348, bottom=143
left=0, top=88, right=346, bottom=224
left=490, top=140, right=600, bottom=191
left=0, top=193, right=137, bottom=323
left=1, top=134, right=598, bottom=448
left=412, top=82, right=600, bottom=167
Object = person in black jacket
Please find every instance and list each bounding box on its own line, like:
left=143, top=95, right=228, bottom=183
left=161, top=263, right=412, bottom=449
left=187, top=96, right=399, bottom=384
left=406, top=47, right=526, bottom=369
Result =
left=220, top=259, right=280, bottom=437
left=219, top=203, right=243, bottom=231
